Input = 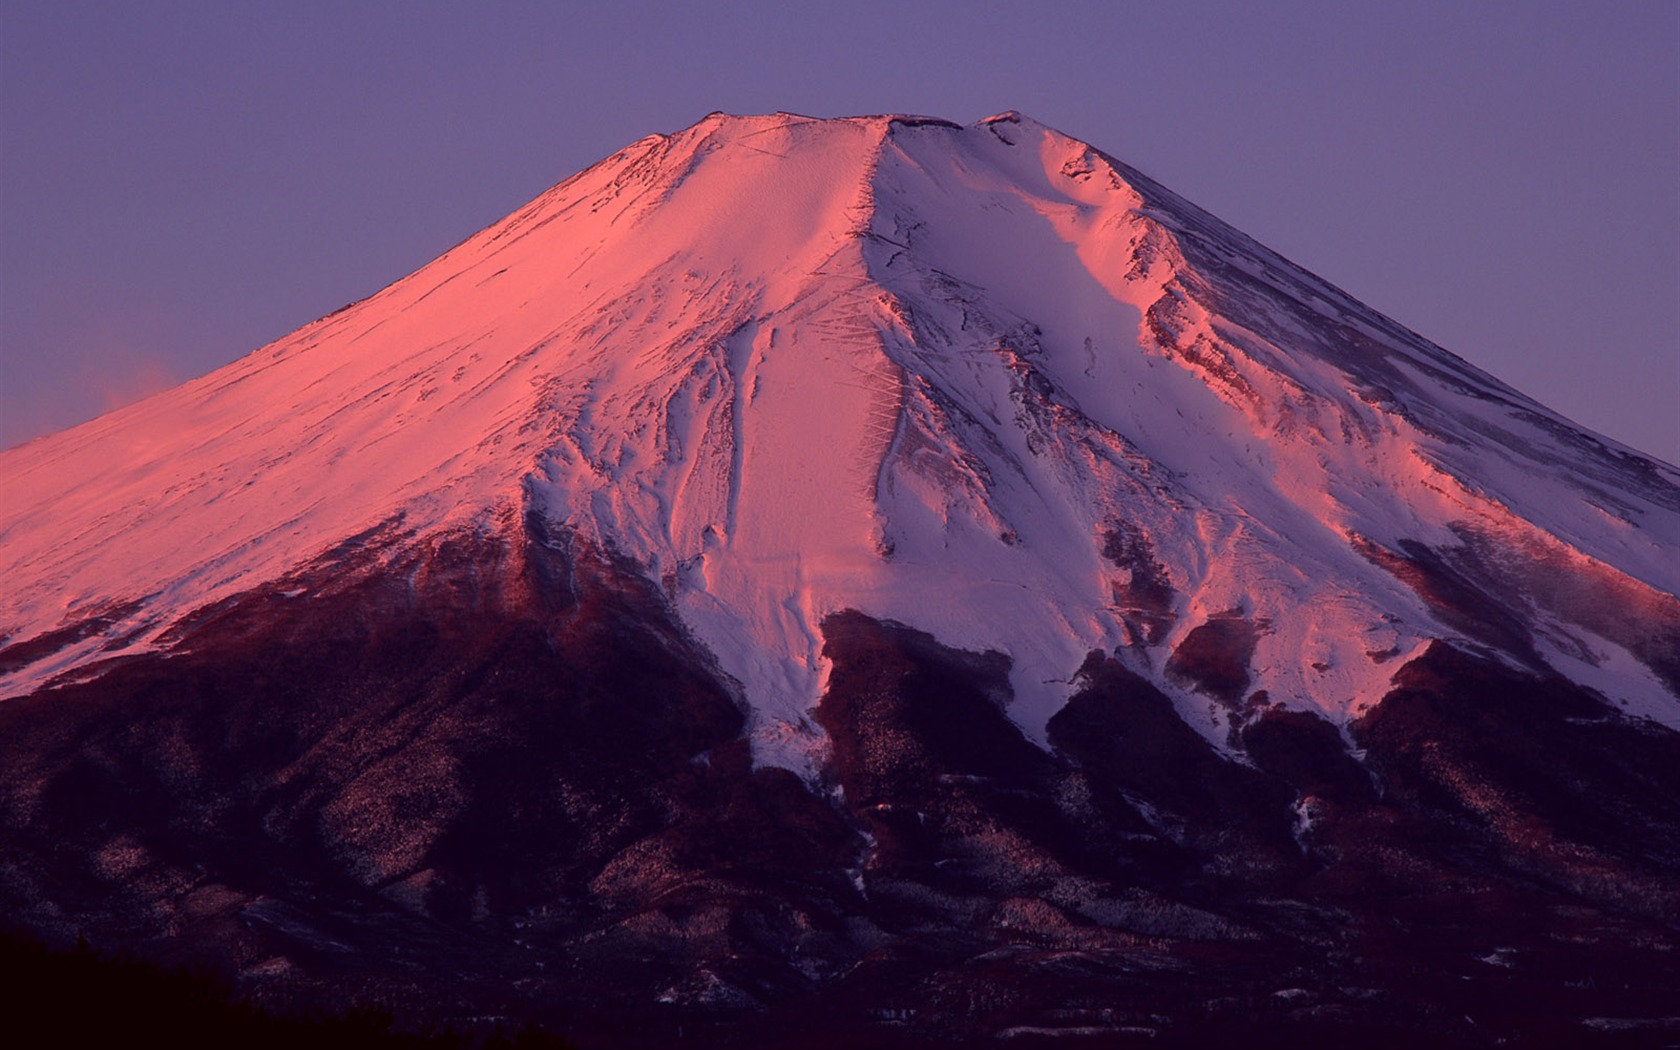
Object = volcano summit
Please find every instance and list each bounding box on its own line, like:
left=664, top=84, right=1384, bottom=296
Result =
left=3, top=113, right=1679, bottom=1047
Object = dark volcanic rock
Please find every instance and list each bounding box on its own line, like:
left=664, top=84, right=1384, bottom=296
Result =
left=5, top=568, right=1680, bottom=1048
left=0, top=513, right=857, bottom=1035
left=1164, top=611, right=1262, bottom=708
left=1050, top=652, right=1301, bottom=880
left=1100, top=523, right=1177, bottom=646
left=1352, top=641, right=1680, bottom=920
left=816, top=613, right=1182, bottom=916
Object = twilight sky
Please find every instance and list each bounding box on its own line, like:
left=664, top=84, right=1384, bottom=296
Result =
left=3, top=0, right=1676, bottom=464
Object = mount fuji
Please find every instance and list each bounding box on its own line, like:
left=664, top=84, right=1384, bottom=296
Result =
left=3, top=112, right=1679, bottom=1048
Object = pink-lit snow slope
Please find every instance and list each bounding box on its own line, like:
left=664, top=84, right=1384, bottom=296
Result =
left=3, top=111, right=1678, bottom=766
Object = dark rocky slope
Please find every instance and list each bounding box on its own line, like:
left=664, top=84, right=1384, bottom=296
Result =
left=3, top=518, right=1679, bottom=1047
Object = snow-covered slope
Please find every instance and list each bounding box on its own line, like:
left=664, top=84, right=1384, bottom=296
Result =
left=4, top=111, right=1678, bottom=767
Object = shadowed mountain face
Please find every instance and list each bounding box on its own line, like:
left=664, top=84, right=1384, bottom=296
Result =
left=4, top=518, right=1679, bottom=1048
left=1, top=113, right=1678, bottom=1047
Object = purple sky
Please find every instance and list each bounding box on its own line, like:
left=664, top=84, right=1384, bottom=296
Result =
left=3, top=0, right=1676, bottom=463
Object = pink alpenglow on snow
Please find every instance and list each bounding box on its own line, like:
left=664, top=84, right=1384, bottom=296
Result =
left=2, top=113, right=1678, bottom=777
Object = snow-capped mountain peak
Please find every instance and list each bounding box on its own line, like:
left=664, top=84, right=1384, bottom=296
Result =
left=3, top=112, right=1678, bottom=770
left=7, top=112, right=1680, bottom=1049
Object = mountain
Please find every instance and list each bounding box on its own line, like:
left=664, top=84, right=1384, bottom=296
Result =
left=3, top=111, right=1679, bottom=1048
